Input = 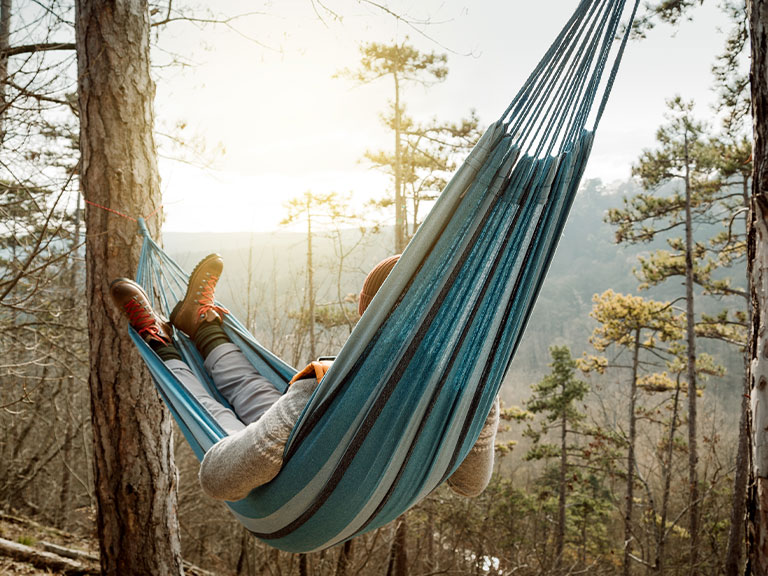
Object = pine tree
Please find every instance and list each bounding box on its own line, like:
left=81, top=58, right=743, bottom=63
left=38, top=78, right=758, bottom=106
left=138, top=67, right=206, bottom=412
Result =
left=524, top=346, right=590, bottom=572
left=338, top=41, right=480, bottom=250
left=582, top=290, right=683, bottom=575
left=606, top=97, right=722, bottom=571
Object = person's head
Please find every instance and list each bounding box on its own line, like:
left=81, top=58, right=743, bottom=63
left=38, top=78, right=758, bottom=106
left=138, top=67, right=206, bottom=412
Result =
left=358, top=255, right=401, bottom=316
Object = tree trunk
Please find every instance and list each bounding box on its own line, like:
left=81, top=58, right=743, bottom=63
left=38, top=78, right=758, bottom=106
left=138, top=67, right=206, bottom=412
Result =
left=656, top=378, right=682, bottom=573
left=683, top=132, right=700, bottom=576
left=748, top=1, right=768, bottom=572
left=556, top=403, right=567, bottom=571
left=623, top=330, right=641, bottom=576
left=57, top=198, right=84, bottom=529
left=387, top=517, right=409, bottom=576
left=75, top=1, right=183, bottom=574
left=749, top=198, right=768, bottom=575
left=393, top=48, right=405, bottom=253
left=725, top=178, right=752, bottom=576
left=335, top=540, right=353, bottom=576
left=0, top=0, right=10, bottom=143
left=306, top=198, right=316, bottom=360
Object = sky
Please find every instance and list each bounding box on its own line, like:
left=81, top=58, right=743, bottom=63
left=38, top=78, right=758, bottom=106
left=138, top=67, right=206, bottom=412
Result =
left=153, top=0, right=734, bottom=233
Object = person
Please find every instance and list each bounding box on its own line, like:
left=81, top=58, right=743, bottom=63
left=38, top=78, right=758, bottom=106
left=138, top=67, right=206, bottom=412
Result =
left=110, top=254, right=499, bottom=502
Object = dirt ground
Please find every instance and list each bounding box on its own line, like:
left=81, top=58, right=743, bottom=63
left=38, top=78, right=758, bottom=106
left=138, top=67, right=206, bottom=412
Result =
left=0, top=512, right=98, bottom=575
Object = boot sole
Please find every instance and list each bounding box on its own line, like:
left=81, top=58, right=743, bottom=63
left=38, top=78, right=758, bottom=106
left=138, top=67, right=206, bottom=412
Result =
left=110, top=278, right=172, bottom=340
left=110, top=277, right=152, bottom=304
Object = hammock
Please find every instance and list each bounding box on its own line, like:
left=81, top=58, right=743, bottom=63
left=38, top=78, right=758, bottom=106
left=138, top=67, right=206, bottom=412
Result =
left=130, top=0, right=639, bottom=553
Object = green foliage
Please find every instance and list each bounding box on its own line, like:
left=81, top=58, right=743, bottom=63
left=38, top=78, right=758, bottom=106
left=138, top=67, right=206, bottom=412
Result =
left=606, top=98, right=748, bottom=354
left=338, top=41, right=448, bottom=86
left=586, top=290, right=682, bottom=355
left=366, top=110, right=483, bottom=232
left=607, top=98, right=720, bottom=246
left=16, top=534, right=36, bottom=547
left=338, top=41, right=482, bottom=248
left=524, top=346, right=589, bottom=448
left=632, top=0, right=703, bottom=35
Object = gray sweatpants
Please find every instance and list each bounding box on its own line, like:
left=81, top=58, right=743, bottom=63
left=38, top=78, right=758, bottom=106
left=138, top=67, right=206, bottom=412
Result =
left=166, top=343, right=283, bottom=435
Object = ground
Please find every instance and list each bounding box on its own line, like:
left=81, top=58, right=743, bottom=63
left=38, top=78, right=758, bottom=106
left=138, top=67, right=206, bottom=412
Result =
left=0, top=512, right=98, bottom=575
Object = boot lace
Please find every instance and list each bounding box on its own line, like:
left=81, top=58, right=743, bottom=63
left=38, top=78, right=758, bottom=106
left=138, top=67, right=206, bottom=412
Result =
left=125, top=298, right=169, bottom=345
left=198, top=275, right=229, bottom=318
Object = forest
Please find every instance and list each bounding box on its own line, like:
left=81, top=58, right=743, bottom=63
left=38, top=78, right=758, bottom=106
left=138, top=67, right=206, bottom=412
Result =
left=2, top=0, right=768, bottom=575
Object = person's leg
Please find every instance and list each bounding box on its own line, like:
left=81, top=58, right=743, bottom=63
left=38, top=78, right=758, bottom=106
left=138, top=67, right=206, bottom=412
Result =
left=110, top=277, right=249, bottom=435
left=203, top=341, right=283, bottom=425
left=172, top=254, right=283, bottom=425
left=165, top=358, right=246, bottom=435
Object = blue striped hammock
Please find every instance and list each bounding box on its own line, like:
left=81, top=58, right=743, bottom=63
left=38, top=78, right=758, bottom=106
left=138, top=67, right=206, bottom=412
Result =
left=131, top=0, right=639, bottom=553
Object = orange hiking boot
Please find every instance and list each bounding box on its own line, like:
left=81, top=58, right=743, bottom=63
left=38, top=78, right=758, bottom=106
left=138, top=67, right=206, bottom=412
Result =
left=110, top=279, right=173, bottom=346
left=170, top=254, right=228, bottom=338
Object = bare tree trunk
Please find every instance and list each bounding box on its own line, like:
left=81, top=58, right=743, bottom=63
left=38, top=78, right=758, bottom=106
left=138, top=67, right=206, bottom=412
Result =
left=682, top=132, right=701, bottom=576
left=75, top=1, right=183, bottom=574
left=56, top=395, right=74, bottom=528
left=426, top=506, right=435, bottom=571
left=386, top=517, right=409, bottom=576
left=748, top=1, right=768, bottom=572
left=725, top=179, right=752, bottom=576
left=306, top=198, right=316, bottom=360
left=393, top=50, right=405, bottom=253
left=235, top=527, right=252, bottom=576
left=57, top=196, right=84, bottom=529
left=623, top=330, right=641, bottom=576
left=335, top=540, right=353, bottom=576
left=245, top=234, right=255, bottom=333
left=655, top=379, right=682, bottom=574
left=0, top=0, right=10, bottom=143
left=555, top=405, right=567, bottom=572
left=749, top=200, right=768, bottom=575
left=725, top=349, right=750, bottom=576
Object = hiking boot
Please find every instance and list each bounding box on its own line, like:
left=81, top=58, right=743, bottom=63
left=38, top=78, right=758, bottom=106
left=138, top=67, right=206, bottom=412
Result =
left=110, top=278, right=172, bottom=346
left=170, top=254, right=228, bottom=339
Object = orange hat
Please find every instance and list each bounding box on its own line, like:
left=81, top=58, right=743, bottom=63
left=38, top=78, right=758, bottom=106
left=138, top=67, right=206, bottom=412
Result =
left=358, top=255, right=401, bottom=315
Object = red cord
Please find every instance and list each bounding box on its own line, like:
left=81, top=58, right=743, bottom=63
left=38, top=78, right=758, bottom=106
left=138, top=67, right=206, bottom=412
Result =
left=84, top=199, right=162, bottom=223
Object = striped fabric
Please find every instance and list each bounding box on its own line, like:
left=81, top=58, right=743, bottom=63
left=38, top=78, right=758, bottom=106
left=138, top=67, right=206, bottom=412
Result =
left=129, top=0, right=639, bottom=552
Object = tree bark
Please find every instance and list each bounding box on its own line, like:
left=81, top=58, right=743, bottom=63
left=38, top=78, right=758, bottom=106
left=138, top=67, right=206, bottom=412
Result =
left=75, top=1, right=183, bottom=574
left=683, top=131, right=700, bottom=575
left=0, top=0, right=11, bottom=144
left=386, top=517, right=409, bottom=576
left=306, top=197, right=316, bottom=360
left=335, top=540, right=353, bottom=576
left=623, top=329, right=640, bottom=576
left=394, top=56, right=405, bottom=253
left=749, top=0, right=768, bottom=573
left=556, top=398, right=567, bottom=571
left=655, top=379, right=681, bottom=574
left=725, top=178, right=752, bottom=576
left=749, top=196, right=768, bottom=574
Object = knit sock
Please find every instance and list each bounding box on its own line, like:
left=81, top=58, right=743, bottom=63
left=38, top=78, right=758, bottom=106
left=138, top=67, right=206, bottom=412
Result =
left=149, top=341, right=183, bottom=362
left=194, top=321, right=231, bottom=360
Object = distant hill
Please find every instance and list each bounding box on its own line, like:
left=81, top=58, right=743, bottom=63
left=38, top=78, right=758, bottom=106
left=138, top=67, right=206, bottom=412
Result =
left=164, top=177, right=745, bottom=412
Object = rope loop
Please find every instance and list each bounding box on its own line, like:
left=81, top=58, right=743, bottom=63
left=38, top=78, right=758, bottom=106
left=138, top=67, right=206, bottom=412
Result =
left=137, top=217, right=150, bottom=238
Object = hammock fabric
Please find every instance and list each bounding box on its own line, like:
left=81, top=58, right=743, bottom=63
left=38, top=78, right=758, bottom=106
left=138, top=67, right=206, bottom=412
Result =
left=130, top=0, right=639, bottom=553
